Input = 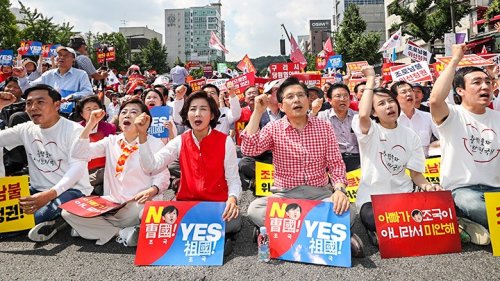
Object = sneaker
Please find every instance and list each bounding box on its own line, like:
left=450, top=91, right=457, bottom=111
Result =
left=28, top=217, right=67, bottom=242
left=350, top=233, right=365, bottom=258
left=116, top=226, right=139, bottom=247
left=70, top=228, right=80, bottom=238
left=458, top=217, right=490, bottom=245
left=367, top=230, right=378, bottom=247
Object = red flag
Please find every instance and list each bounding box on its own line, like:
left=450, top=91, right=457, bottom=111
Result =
left=290, top=35, right=307, bottom=69
left=236, top=54, right=256, bottom=74
left=209, top=31, right=229, bottom=54
left=323, top=37, right=334, bottom=56
left=480, top=45, right=488, bottom=54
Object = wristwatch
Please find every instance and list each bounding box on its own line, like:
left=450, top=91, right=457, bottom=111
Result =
left=333, top=185, right=347, bottom=195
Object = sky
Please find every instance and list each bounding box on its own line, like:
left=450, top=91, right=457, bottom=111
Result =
left=11, top=0, right=335, bottom=61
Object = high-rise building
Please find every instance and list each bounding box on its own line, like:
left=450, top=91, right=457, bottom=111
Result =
left=164, top=2, right=225, bottom=66
left=309, top=20, right=332, bottom=55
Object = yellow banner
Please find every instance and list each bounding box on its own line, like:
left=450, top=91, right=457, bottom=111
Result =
left=485, top=192, right=500, bottom=256
left=254, top=161, right=274, bottom=197
left=254, top=158, right=441, bottom=202
left=0, top=176, right=34, bottom=233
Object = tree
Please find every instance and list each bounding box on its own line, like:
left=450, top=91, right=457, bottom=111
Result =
left=334, top=4, right=382, bottom=66
left=305, top=53, right=317, bottom=72
left=485, top=0, right=500, bottom=21
left=136, top=38, right=169, bottom=74
left=94, top=32, right=129, bottom=71
left=0, top=0, right=19, bottom=49
left=388, top=0, right=471, bottom=50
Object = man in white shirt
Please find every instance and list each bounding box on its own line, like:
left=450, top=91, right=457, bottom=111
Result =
left=0, top=84, right=92, bottom=242
left=429, top=44, right=500, bottom=246
left=391, top=81, right=439, bottom=157
left=106, top=92, right=120, bottom=122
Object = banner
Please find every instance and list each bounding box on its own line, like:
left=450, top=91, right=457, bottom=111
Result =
left=479, top=53, right=500, bottom=67
left=372, top=191, right=461, bottom=258
left=266, top=198, right=351, bottom=267
left=0, top=50, right=14, bottom=66
left=236, top=54, right=256, bottom=74
left=291, top=73, right=321, bottom=87
left=209, top=31, right=229, bottom=54
left=390, top=61, right=433, bottom=84
left=346, top=61, right=368, bottom=78
left=0, top=176, right=34, bottom=233
left=403, top=41, right=432, bottom=63
left=97, top=47, right=116, bottom=64
left=269, top=62, right=301, bottom=80
left=135, top=201, right=226, bottom=266
left=485, top=192, right=500, bottom=256
left=148, top=106, right=172, bottom=138
left=226, top=72, right=256, bottom=100
left=437, top=54, right=494, bottom=68
left=206, top=79, right=228, bottom=92
left=59, top=196, right=123, bottom=217
left=189, top=77, right=206, bottom=92
left=325, top=55, right=343, bottom=69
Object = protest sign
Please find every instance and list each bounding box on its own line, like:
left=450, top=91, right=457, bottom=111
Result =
left=269, top=62, right=301, bottom=80
left=217, top=63, right=228, bottom=74
left=186, top=60, right=201, bottom=70
left=148, top=106, right=172, bottom=138
left=291, top=73, right=321, bottom=87
left=479, top=53, right=500, bottom=67
left=316, top=51, right=327, bottom=70
left=437, top=54, right=494, bottom=68
left=325, top=55, right=343, bottom=69
left=390, top=61, right=433, bottom=84
left=403, top=41, right=432, bottom=63
left=59, top=196, right=123, bottom=217
left=59, top=90, right=77, bottom=114
left=135, top=201, right=226, bottom=266
left=203, top=64, right=213, bottom=78
left=320, top=77, right=342, bottom=88
left=206, top=79, right=228, bottom=92
left=373, top=191, right=461, bottom=258
left=226, top=72, right=256, bottom=100
left=255, top=161, right=274, bottom=197
left=347, top=78, right=367, bottom=93
left=254, top=77, right=270, bottom=93
left=0, top=50, right=14, bottom=66
left=485, top=192, right=500, bottom=256
left=346, top=61, right=368, bottom=77
left=382, top=62, right=404, bottom=83
left=266, top=198, right=351, bottom=267
left=18, top=41, right=43, bottom=56
left=97, top=47, right=116, bottom=64
left=237, top=54, right=256, bottom=74
left=0, top=176, right=34, bottom=233
left=189, top=77, right=207, bottom=92
left=429, top=62, right=445, bottom=80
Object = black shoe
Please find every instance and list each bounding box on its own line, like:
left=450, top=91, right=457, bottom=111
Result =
left=28, top=217, right=67, bottom=242
left=350, top=233, right=365, bottom=258
left=224, top=237, right=233, bottom=257
left=367, top=230, right=378, bottom=246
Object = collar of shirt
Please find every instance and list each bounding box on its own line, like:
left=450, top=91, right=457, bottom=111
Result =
left=55, top=67, right=75, bottom=78
left=116, top=134, right=139, bottom=147
left=328, top=108, right=354, bottom=119
left=281, top=115, right=312, bottom=131
left=190, top=127, right=213, bottom=147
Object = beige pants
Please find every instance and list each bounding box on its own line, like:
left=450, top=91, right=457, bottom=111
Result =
left=247, top=185, right=356, bottom=227
left=61, top=201, right=143, bottom=245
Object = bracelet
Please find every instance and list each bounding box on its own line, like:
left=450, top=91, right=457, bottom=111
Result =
left=333, top=185, right=347, bottom=195
left=151, top=185, right=160, bottom=195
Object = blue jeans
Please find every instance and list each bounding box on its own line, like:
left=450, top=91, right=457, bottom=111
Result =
left=30, top=187, right=84, bottom=224
left=452, top=184, right=500, bottom=229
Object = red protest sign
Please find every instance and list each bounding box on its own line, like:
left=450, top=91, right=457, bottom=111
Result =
left=186, top=60, right=200, bottom=70
left=269, top=62, right=301, bottom=80
left=291, top=73, right=321, bottom=87
left=437, top=54, right=494, bottom=68
left=429, top=62, right=446, bottom=80
left=189, top=77, right=206, bottom=91
left=372, top=191, right=461, bottom=258
left=347, top=78, right=367, bottom=93
left=203, top=64, right=213, bottom=78
left=320, top=77, right=341, bottom=87
left=59, top=196, right=124, bottom=217
left=316, top=51, right=328, bottom=70
left=390, top=61, right=433, bottom=84
left=237, top=54, right=256, bottom=74
left=254, top=77, right=270, bottom=93
left=227, top=72, right=256, bottom=100
left=346, top=61, right=368, bottom=78
left=97, top=47, right=116, bottom=64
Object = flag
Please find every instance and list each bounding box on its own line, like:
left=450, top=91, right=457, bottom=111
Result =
left=323, top=37, right=335, bottom=56
left=290, top=35, right=307, bottom=69
left=106, top=70, right=120, bottom=86
left=391, top=48, right=397, bottom=62
left=236, top=54, right=256, bottom=74
left=480, top=45, right=488, bottom=54
left=209, top=31, right=229, bottom=54
left=378, top=27, right=402, bottom=53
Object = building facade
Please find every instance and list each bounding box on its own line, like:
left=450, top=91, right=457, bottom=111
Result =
left=164, top=2, right=225, bottom=66
left=334, top=0, right=386, bottom=44
left=119, top=26, right=163, bottom=59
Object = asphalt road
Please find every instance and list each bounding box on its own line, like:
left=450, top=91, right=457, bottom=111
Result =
left=1, top=190, right=498, bottom=281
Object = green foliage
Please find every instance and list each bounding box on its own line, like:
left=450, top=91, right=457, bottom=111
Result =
left=131, top=38, right=169, bottom=74
left=334, top=4, right=382, bottom=65
left=305, top=53, right=317, bottom=72
left=485, top=0, right=500, bottom=21
left=17, top=0, right=74, bottom=45
left=0, top=0, right=19, bottom=49
left=189, top=68, right=204, bottom=79
left=388, top=0, right=471, bottom=47
left=95, top=32, right=129, bottom=71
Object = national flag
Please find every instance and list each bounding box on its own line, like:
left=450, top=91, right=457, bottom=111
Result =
left=236, top=54, right=256, bottom=74
left=209, top=31, right=229, bottom=54
left=378, top=27, right=402, bottom=53
left=290, top=35, right=307, bottom=69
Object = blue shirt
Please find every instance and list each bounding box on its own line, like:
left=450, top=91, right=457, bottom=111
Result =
left=19, top=67, right=93, bottom=99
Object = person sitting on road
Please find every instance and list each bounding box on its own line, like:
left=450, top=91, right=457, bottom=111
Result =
left=62, top=99, right=170, bottom=247
left=136, top=90, right=242, bottom=255
left=352, top=66, right=442, bottom=247
left=0, top=84, right=92, bottom=242
left=240, top=76, right=365, bottom=258
left=429, top=44, right=500, bottom=246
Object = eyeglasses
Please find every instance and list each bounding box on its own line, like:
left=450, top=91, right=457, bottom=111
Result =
left=283, top=92, right=307, bottom=100
left=332, top=94, right=350, bottom=100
